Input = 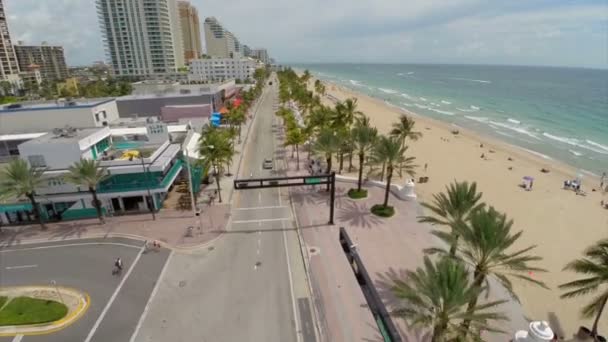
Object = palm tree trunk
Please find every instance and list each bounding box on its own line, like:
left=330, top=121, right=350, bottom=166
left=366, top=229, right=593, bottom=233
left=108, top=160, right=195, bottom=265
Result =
left=339, top=152, right=344, bottom=174
left=380, top=162, right=386, bottom=182
left=449, top=230, right=461, bottom=256
left=326, top=155, right=332, bottom=174
left=26, top=193, right=45, bottom=230
left=295, top=145, right=300, bottom=171
left=348, top=152, right=353, bottom=172
left=215, top=174, right=223, bottom=203
left=591, top=296, right=608, bottom=337
left=431, top=320, right=447, bottom=342
left=383, top=166, right=392, bottom=207
left=292, top=145, right=295, bottom=158
left=89, top=187, right=104, bottom=224
left=398, top=140, right=405, bottom=177
left=238, top=124, right=242, bottom=143
left=461, top=269, right=485, bottom=337
left=357, top=152, right=365, bottom=191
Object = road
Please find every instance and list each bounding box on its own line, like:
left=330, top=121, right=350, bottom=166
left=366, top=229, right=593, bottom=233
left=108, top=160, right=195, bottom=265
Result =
left=134, top=77, right=316, bottom=342
left=0, top=238, right=169, bottom=342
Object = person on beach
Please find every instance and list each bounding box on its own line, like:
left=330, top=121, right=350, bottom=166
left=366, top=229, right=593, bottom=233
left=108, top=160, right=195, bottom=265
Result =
left=424, top=163, right=428, bottom=172
left=601, top=172, right=606, bottom=189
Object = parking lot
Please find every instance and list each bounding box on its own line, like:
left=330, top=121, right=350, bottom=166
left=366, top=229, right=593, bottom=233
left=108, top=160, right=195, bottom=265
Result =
left=0, top=237, right=170, bottom=342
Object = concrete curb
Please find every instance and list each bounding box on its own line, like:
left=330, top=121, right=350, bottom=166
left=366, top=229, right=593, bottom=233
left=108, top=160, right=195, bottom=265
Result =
left=0, top=286, right=90, bottom=336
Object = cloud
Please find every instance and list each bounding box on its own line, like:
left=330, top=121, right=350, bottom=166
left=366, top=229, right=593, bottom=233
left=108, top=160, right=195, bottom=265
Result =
left=3, top=0, right=607, bottom=68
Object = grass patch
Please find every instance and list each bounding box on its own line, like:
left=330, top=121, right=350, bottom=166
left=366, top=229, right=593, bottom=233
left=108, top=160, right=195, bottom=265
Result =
left=0, top=297, right=68, bottom=326
left=371, top=204, right=395, bottom=217
left=347, top=188, right=368, bottom=199
left=0, top=297, right=6, bottom=309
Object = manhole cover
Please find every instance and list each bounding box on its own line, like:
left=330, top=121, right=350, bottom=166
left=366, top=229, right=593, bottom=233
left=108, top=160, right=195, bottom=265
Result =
left=179, top=280, right=187, bottom=288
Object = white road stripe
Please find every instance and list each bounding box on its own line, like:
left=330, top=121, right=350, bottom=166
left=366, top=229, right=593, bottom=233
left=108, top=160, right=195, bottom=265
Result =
left=6, top=264, right=37, bottom=270
left=11, top=334, right=23, bottom=342
left=84, top=245, right=145, bottom=342
left=231, top=218, right=292, bottom=224
left=235, top=205, right=288, bottom=211
left=0, top=242, right=141, bottom=253
left=129, top=251, right=174, bottom=342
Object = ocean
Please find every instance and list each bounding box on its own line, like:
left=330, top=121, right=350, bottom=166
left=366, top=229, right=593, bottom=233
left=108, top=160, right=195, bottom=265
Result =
left=290, top=64, right=608, bottom=176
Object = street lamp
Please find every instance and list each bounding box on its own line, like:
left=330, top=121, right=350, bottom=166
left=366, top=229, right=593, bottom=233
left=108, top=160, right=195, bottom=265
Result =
left=50, top=280, right=64, bottom=305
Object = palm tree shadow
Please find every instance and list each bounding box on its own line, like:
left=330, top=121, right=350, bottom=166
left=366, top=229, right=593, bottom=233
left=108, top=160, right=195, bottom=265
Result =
left=0, top=227, right=40, bottom=247
left=337, top=200, right=382, bottom=229
left=374, top=267, right=432, bottom=342
left=50, top=222, right=98, bottom=240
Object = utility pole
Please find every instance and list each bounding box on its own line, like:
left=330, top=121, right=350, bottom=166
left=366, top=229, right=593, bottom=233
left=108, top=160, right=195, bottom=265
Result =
left=140, top=155, right=156, bottom=220
left=329, top=172, right=335, bottom=225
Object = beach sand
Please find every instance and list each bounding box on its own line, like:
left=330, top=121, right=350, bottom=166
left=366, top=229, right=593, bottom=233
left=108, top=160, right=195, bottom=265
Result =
left=302, top=75, right=608, bottom=336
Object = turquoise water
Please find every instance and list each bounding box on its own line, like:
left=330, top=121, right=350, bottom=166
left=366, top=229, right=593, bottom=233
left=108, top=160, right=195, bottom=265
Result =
left=113, top=141, right=143, bottom=150
left=292, top=64, right=608, bottom=175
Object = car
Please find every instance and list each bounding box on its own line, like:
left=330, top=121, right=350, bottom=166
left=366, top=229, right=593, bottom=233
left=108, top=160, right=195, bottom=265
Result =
left=263, top=158, right=273, bottom=169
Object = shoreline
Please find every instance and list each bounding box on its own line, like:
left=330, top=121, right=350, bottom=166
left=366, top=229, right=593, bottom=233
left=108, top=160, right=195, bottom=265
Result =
left=296, top=70, right=608, bottom=335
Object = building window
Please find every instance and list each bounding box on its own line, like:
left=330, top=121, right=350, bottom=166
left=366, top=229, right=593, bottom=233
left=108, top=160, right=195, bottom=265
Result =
left=95, top=113, right=100, bottom=122
left=28, top=155, right=47, bottom=168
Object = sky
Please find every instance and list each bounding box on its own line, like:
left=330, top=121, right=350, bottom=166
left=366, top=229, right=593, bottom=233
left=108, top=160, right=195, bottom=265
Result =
left=4, top=0, right=607, bottom=69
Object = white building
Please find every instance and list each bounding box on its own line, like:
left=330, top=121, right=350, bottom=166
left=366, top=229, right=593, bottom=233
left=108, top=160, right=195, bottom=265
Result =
left=0, top=123, right=186, bottom=225
left=251, top=48, right=269, bottom=64
left=188, top=58, right=259, bottom=82
left=203, top=17, right=241, bottom=58
left=0, top=98, right=119, bottom=134
left=96, top=0, right=185, bottom=77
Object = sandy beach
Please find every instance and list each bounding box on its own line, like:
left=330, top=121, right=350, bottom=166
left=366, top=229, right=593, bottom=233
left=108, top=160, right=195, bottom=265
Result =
left=301, top=74, right=608, bottom=336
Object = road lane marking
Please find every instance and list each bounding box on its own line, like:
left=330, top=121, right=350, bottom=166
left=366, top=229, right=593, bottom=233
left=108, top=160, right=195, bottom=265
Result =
left=84, top=245, right=145, bottom=342
left=129, top=251, right=173, bottom=342
left=11, top=335, right=23, bottom=342
left=235, top=205, right=288, bottom=211
left=231, top=217, right=292, bottom=224
left=258, top=191, right=262, bottom=203
left=5, top=264, right=38, bottom=270
left=0, top=242, right=141, bottom=253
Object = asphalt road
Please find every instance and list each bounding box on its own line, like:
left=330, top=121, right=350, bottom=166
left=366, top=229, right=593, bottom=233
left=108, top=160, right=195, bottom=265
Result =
left=133, top=77, right=316, bottom=342
left=0, top=237, right=170, bottom=342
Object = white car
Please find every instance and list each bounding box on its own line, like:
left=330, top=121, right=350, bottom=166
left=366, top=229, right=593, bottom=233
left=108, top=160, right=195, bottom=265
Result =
left=263, top=158, right=273, bottom=169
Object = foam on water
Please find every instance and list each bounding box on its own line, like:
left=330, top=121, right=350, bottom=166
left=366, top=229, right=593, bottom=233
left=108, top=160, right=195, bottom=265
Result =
left=489, top=121, right=541, bottom=140
left=407, top=72, right=415, bottom=75
left=450, top=77, right=492, bottom=84
left=401, top=102, right=414, bottom=107
left=543, top=133, right=608, bottom=155
left=507, top=118, right=521, bottom=124
left=430, top=108, right=455, bottom=116
left=349, top=79, right=363, bottom=87
left=586, top=140, right=608, bottom=154
left=400, top=93, right=412, bottom=99
left=441, top=100, right=452, bottom=104
left=519, top=147, right=553, bottom=160
left=419, top=97, right=428, bottom=102
left=569, top=150, right=584, bottom=157
left=465, top=116, right=489, bottom=123
left=414, top=104, right=430, bottom=110
left=470, top=105, right=480, bottom=110
left=379, top=88, right=398, bottom=94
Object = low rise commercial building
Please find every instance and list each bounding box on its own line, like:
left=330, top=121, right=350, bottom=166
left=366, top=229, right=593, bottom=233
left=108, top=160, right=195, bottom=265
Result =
left=0, top=98, right=119, bottom=134
left=0, top=122, right=188, bottom=225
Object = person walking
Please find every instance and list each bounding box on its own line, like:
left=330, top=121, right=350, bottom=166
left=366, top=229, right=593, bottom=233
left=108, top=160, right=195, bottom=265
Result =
left=601, top=172, right=606, bottom=190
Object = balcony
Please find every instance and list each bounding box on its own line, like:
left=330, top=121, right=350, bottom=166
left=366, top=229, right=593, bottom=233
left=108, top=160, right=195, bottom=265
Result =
left=98, top=159, right=183, bottom=193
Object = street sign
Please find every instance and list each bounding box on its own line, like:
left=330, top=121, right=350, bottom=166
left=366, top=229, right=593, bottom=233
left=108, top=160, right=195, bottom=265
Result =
left=304, top=178, right=322, bottom=184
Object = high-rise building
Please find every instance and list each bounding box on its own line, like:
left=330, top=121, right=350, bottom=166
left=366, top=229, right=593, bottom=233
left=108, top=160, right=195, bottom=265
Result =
left=178, top=1, right=202, bottom=62
left=14, top=43, right=69, bottom=81
left=188, top=57, right=259, bottom=82
left=242, top=44, right=251, bottom=57
left=0, top=0, right=19, bottom=79
left=96, top=0, right=185, bottom=77
left=203, top=17, right=241, bottom=58
left=251, top=48, right=269, bottom=64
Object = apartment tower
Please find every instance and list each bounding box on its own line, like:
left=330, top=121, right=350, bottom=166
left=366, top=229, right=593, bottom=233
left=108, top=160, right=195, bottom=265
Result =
left=0, top=0, right=19, bottom=79
left=14, top=43, right=69, bottom=81
left=203, top=17, right=240, bottom=58
left=96, top=0, right=185, bottom=77
left=178, top=1, right=202, bottom=62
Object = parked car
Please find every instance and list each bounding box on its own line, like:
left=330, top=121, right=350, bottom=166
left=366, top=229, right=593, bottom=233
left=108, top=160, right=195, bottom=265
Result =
left=263, top=158, right=273, bottom=169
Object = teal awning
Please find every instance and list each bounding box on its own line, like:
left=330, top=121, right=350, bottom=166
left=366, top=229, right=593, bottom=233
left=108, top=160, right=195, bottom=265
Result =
left=0, top=203, right=33, bottom=213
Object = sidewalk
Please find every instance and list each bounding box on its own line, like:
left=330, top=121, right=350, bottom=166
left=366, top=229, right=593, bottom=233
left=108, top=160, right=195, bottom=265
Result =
left=281, top=154, right=529, bottom=340
left=0, top=206, right=229, bottom=250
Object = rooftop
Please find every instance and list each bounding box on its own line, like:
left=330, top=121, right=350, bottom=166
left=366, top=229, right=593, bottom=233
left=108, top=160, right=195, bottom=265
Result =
left=0, top=98, right=115, bottom=113
left=20, top=128, right=105, bottom=145
left=118, top=90, right=216, bottom=101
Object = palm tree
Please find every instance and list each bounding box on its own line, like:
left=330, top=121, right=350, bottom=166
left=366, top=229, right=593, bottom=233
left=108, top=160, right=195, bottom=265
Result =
left=430, top=207, right=547, bottom=336
left=301, top=69, right=312, bottom=83
left=418, top=181, right=484, bottom=256
left=313, top=128, right=340, bottom=174
left=199, top=127, right=233, bottom=203
left=390, top=115, right=422, bottom=177
left=332, top=98, right=363, bottom=130
left=314, top=79, right=326, bottom=96
left=65, top=159, right=108, bottom=223
left=351, top=123, right=378, bottom=192
left=0, top=159, right=46, bottom=229
left=393, top=256, right=508, bottom=341
left=560, top=239, right=608, bottom=338
left=372, top=136, right=416, bottom=209
left=285, top=127, right=307, bottom=170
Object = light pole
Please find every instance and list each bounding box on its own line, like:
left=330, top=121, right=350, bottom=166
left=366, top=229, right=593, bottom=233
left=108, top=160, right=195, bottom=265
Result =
left=139, top=153, right=156, bottom=221
left=184, top=145, right=197, bottom=216
left=50, top=280, right=64, bottom=305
